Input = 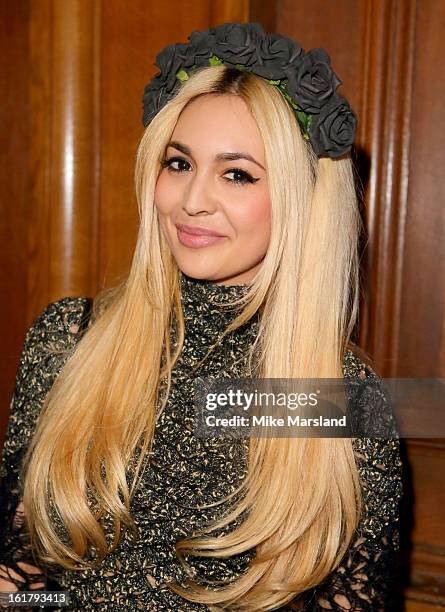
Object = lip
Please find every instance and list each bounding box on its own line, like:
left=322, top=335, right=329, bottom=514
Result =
left=175, top=223, right=225, bottom=237
left=176, top=225, right=226, bottom=249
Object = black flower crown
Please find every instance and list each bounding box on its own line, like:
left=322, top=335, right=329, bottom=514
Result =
left=142, top=23, right=357, bottom=159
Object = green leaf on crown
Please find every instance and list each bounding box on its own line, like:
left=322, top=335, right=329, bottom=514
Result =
left=281, top=89, right=299, bottom=110
left=209, top=55, right=224, bottom=66
left=296, top=110, right=310, bottom=130
left=176, top=69, right=189, bottom=82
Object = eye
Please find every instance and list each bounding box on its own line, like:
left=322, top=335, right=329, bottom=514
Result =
left=223, top=168, right=260, bottom=186
left=161, top=156, right=191, bottom=173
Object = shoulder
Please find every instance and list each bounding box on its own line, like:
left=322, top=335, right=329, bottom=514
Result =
left=28, top=295, right=93, bottom=340
left=341, top=346, right=403, bottom=546
left=23, top=295, right=92, bottom=351
left=342, top=345, right=398, bottom=438
left=14, top=295, right=93, bottom=394
left=15, top=296, right=93, bottom=392
left=342, top=343, right=376, bottom=380
left=1, top=296, right=92, bottom=460
left=1, top=297, right=92, bottom=461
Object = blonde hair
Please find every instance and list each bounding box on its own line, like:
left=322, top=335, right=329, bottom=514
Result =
left=22, top=65, right=364, bottom=610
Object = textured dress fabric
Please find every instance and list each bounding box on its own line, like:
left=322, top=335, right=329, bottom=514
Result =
left=0, top=274, right=403, bottom=611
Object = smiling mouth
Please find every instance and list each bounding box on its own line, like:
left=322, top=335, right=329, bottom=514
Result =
left=176, top=227, right=227, bottom=249
left=175, top=223, right=225, bottom=237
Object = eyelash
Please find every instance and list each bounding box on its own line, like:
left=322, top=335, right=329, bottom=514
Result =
left=161, top=156, right=260, bottom=186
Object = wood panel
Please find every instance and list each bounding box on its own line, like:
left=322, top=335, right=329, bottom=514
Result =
left=0, top=0, right=30, bottom=442
left=399, top=0, right=445, bottom=378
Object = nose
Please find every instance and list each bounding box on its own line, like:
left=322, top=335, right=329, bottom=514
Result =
left=182, top=169, right=218, bottom=216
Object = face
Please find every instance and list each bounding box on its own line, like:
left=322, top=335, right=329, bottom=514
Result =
left=154, top=93, right=271, bottom=286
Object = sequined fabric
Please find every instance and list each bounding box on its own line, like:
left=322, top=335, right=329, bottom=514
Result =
left=0, top=274, right=403, bottom=611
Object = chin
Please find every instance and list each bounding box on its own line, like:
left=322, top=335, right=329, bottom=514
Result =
left=176, top=260, right=223, bottom=281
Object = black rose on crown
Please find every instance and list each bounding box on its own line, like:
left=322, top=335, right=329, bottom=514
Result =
left=254, top=34, right=304, bottom=79
left=142, top=42, right=190, bottom=124
left=309, top=95, right=357, bottom=159
left=141, top=22, right=357, bottom=158
left=183, top=30, right=216, bottom=68
left=286, top=48, right=342, bottom=114
left=155, top=43, right=189, bottom=94
left=142, top=75, right=166, bottom=126
left=212, top=23, right=263, bottom=68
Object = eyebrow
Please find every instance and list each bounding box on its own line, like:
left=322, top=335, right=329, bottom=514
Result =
left=166, top=140, right=266, bottom=172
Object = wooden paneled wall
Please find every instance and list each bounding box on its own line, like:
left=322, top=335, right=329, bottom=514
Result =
left=1, top=1, right=444, bottom=608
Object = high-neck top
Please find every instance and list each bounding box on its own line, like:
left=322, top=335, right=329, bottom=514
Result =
left=175, top=272, right=260, bottom=378
left=180, top=271, right=251, bottom=306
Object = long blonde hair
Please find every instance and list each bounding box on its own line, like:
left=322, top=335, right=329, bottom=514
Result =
left=22, top=65, right=363, bottom=610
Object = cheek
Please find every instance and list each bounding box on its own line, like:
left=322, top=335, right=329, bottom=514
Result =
left=154, top=173, right=179, bottom=215
left=232, top=191, right=271, bottom=238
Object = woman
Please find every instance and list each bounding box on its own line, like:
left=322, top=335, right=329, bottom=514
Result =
left=0, top=23, right=403, bottom=611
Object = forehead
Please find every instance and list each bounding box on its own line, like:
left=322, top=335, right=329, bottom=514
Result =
left=170, top=94, right=265, bottom=159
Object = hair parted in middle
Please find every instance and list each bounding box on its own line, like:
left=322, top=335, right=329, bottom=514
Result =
left=22, top=64, right=364, bottom=611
